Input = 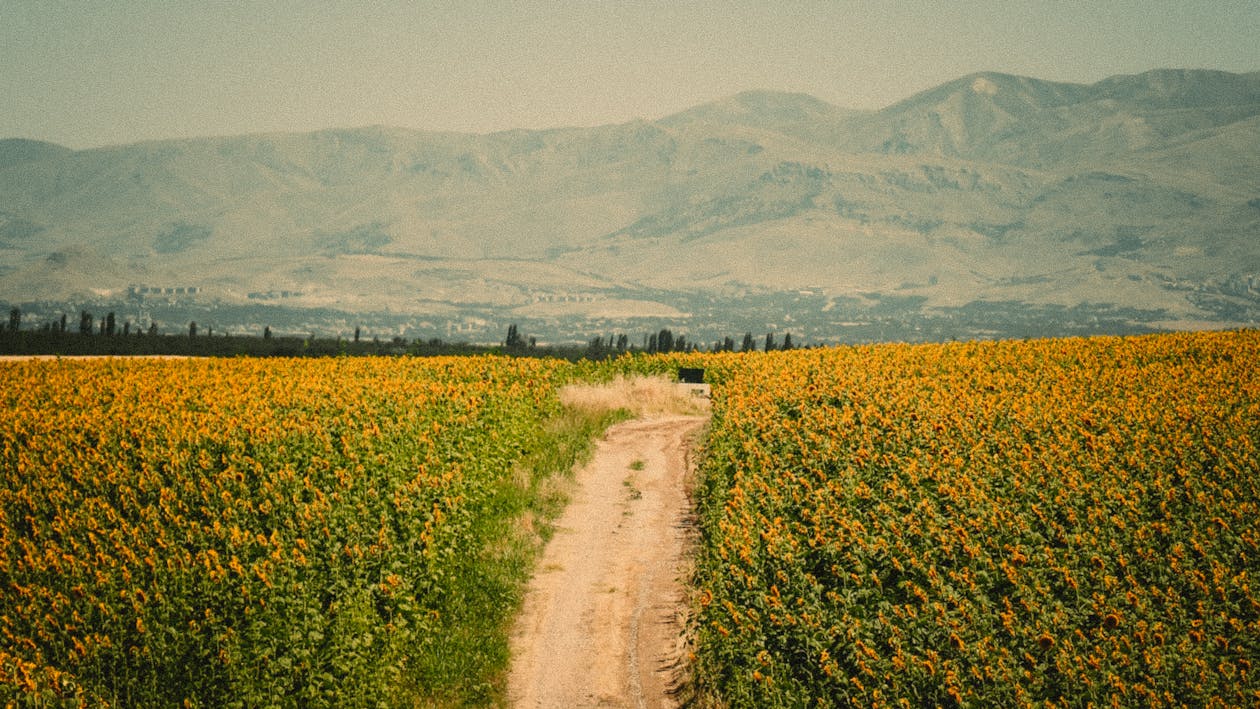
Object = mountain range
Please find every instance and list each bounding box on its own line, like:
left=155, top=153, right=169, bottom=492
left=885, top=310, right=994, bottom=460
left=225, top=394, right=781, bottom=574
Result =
left=2, top=68, right=1258, bottom=343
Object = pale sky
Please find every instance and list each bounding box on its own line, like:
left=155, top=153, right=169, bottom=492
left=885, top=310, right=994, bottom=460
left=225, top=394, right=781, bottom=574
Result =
left=3, top=1, right=1258, bottom=149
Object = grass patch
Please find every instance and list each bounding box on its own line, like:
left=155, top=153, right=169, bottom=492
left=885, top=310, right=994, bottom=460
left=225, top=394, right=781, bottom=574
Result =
left=405, top=403, right=630, bottom=706
left=558, top=374, right=709, bottom=417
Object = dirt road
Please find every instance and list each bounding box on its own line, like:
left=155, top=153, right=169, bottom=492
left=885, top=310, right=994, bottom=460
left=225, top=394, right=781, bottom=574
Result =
left=508, top=410, right=708, bottom=708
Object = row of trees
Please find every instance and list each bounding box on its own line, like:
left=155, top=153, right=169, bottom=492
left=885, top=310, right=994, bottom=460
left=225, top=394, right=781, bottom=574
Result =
left=590, top=327, right=794, bottom=356
left=512, top=325, right=797, bottom=360
left=3, top=307, right=302, bottom=341
left=6, top=308, right=162, bottom=337
left=3, top=310, right=802, bottom=360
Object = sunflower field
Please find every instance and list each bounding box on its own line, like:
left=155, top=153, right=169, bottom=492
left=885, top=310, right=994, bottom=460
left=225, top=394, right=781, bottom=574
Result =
left=0, top=355, right=575, bottom=706
left=4, top=330, right=1259, bottom=707
left=690, top=331, right=1260, bottom=707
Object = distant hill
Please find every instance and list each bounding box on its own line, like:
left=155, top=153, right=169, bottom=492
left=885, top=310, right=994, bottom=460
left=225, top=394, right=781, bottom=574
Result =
left=2, top=69, right=1258, bottom=343
left=846, top=69, right=1260, bottom=166
left=0, top=138, right=74, bottom=169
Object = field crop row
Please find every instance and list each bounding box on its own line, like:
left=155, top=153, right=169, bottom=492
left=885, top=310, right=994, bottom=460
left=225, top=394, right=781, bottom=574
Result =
left=0, top=356, right=577, bottom=706
left=690, top=331, right=1260, bottom=706
left=4, top=331, right=1258, bottom=707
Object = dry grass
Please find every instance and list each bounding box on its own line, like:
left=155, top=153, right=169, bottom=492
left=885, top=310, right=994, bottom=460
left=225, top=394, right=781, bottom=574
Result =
left=558, top=375, right=710, bottom=417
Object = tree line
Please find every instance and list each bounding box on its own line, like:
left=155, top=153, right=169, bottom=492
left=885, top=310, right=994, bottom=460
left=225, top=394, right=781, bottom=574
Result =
left=2, top=308, right=800, bottom=360
left=575, top=327, right=795, bottom=360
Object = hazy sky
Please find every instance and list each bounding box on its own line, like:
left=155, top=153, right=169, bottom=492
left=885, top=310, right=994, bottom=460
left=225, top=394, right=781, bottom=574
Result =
left=4, top=1, right=1258, bottom=149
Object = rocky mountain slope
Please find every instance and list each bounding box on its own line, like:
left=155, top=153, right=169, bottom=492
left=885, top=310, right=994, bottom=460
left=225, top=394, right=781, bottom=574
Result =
left=2, top=69, right=1258, bottom=341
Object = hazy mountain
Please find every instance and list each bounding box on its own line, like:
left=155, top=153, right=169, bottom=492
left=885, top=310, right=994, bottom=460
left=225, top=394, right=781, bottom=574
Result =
left=845, top=69, right=1260, bottom=166
left=2, top=69, right=1258, bottom=342
left=0, top=139, right=74, bottom=169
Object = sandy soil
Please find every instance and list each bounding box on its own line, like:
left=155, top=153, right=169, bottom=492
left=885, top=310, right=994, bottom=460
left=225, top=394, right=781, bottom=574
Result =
left=508, top=381, right=708, bottom=708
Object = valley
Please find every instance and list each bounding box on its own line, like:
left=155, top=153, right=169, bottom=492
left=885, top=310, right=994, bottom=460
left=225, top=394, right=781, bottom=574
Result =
left=3, top=68, right=1259, bottom=344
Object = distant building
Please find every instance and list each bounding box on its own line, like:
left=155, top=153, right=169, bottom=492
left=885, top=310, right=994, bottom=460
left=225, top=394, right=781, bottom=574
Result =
left=246, top=290, right=303, bottom=300
left=128, top=285, right=201, bottom=299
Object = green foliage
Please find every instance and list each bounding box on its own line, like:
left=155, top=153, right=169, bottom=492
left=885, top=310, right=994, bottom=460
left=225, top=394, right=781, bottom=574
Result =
left=688, top=332, right=1260, bottom=706
left=0, top=356, right=622, bottom=706
left=153, top=222, right=212, bottom=254
left=313, top=223, right=391, bottom=256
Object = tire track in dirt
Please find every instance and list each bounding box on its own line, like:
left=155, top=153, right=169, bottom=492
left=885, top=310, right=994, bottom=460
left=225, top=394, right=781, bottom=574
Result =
left=508, top=411, right=708, bottom=708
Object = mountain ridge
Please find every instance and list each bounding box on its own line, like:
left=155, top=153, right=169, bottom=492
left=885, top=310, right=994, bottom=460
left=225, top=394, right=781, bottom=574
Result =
left=2, top=69, right=1258, bottom=343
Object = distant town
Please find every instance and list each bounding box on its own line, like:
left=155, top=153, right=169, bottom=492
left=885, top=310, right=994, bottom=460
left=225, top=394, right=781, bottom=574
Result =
left=9, top=277, right=1256, bottom=359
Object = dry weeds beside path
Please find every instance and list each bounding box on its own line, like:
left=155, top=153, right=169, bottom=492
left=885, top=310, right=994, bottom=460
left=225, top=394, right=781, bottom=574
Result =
left=508, top=379, right=708, bottom=708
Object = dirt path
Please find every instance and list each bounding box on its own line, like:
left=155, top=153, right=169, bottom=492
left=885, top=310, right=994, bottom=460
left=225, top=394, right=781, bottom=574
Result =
left=508, top=411, right=708, bottom=708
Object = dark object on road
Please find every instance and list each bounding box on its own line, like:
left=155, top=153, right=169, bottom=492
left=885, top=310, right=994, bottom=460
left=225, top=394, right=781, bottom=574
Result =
left=678, top=367, right=705, bottom=384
